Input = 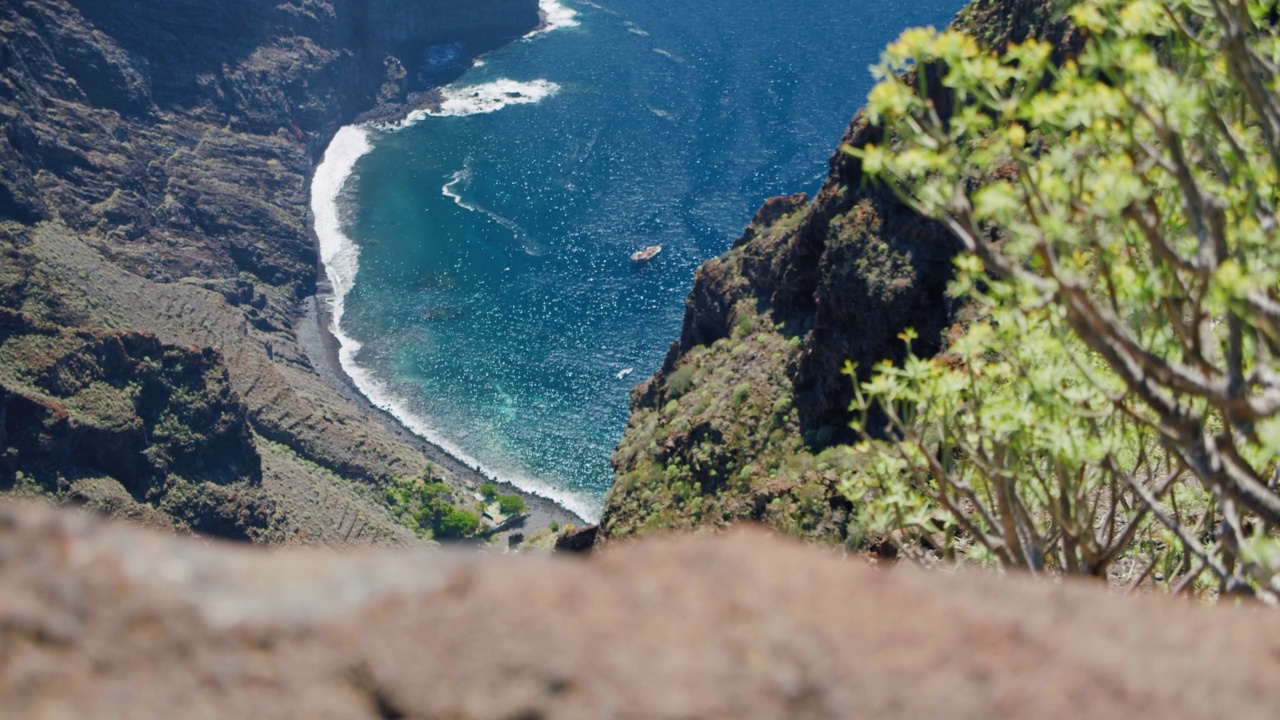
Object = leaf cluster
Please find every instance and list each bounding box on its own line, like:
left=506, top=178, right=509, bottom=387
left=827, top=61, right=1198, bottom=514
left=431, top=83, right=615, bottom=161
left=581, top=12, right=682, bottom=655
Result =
left=848, top=0, right=1280, bottom=601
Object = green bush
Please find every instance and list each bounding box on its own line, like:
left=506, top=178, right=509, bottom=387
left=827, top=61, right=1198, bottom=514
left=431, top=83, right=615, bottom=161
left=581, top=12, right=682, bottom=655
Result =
left=478, top=482, right=499, bottom=499
left=666, top=364, right=696, bottom=398
left=498, top=494, right=527, bottom=516
left=437, top=509, right=480, bottom=539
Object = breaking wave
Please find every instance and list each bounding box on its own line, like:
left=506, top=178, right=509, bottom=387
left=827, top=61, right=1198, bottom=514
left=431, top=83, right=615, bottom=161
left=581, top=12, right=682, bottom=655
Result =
left=383, top=79, right=562, bottom=131
left=530, top=0, right=580, bottom=37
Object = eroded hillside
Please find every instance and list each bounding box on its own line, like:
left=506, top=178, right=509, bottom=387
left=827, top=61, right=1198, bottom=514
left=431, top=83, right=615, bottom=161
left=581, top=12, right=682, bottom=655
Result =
left=0, top=0, right=540, bottom=540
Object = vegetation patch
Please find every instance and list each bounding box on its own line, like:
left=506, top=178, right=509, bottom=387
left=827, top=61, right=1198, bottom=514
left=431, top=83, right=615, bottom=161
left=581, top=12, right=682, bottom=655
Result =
left=847, top=0, right=1280, bottom=600
left=604, top=303, right=860, bottom=544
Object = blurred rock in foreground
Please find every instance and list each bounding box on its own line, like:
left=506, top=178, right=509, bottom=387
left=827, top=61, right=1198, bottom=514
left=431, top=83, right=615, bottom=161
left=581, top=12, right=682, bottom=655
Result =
left=2, top=500, right=1277, bottom=719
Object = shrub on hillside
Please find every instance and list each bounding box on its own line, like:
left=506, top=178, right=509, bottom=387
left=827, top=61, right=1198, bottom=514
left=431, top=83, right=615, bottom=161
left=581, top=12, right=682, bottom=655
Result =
left=437, top=509, right=480, bottom=539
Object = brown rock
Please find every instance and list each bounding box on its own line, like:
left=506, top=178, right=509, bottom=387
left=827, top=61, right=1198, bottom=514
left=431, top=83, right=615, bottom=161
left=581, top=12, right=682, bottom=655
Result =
left=2, top=501, right=1278, bottom=719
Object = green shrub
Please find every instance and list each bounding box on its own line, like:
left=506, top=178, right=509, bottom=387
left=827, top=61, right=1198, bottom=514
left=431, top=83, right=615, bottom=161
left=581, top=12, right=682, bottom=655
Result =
left=478, top=482, right=499, bottom=499
left=850, top=0, right=1280, bottom=600
left=498, top=494, right=527, bottom=516
left=437, top=509, right=480, bottom=539
left=666, top=364, right=696, bottom=398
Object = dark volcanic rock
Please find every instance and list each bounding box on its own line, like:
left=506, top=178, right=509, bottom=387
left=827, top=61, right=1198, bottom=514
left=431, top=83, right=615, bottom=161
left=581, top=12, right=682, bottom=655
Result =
left=3, top=501, right=1280, bottom=719
left=554, top=523, right=598, bottom=553
left=0, top=0, right=539, bottom=291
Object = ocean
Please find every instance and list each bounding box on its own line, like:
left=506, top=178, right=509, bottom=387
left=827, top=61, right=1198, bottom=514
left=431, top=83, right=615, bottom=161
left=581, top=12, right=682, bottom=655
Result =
left=312, top=0, right=963, bottom=522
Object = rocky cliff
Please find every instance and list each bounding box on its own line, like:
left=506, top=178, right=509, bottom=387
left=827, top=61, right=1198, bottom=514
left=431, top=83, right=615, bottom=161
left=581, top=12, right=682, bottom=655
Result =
left=4, top=500, right=1279, bottom=719
left=601, top=0, right=1074, bottom=545
left=0, top=0, right=540, bottom=540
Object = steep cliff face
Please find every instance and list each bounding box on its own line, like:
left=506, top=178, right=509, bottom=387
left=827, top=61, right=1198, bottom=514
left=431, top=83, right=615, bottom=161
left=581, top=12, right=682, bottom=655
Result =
left=0, top=0, right=540, bottom=540
left=0, top=308, right=274, bottom=538
left=601, top=0, right=1074, bottom=545
left=1, top=0, right=537, bottom=290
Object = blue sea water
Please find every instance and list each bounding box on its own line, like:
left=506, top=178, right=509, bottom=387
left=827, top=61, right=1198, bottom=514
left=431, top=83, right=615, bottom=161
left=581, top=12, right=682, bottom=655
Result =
left=315, top=0, right=963, bottom=521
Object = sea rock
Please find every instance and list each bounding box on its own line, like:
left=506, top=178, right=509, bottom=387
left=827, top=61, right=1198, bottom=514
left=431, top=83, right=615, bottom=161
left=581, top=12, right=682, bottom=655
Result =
left=2, top=501, right=1278, bottom=719
left=554, top=523, right=598, bottom=553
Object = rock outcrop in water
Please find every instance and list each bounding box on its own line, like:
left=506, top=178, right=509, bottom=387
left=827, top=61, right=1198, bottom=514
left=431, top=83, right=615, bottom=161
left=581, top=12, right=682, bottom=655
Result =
left=4, top=500, right=1279, bottom=719
left=0, top=0, right=540, bottom=539
left=601, top=0, right=1075, bottom=545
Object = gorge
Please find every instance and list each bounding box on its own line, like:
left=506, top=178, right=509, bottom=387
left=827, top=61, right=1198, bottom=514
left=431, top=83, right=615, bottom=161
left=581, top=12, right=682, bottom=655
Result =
left=318, top=0, right=963, bottom=526
left=0, top=0, right=984, bottom=545
left=6, top=0, right=1280, bottom=716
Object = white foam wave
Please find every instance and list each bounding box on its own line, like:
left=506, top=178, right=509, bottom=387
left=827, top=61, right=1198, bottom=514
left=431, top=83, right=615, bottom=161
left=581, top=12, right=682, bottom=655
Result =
left=433, top=78, right=561, bottom=117
left=312, top=125, right=373, bottom=333
left=528, top=0, right=580, bottom=37
left=441, top=163, right=543, bottom=255
left=442, top=166, right=476, bottom=211
left=312, top=126, right=598, bottom=524
left=383, top=79, right=561, bottom=131
left=648, top=106, right=675, bottom=122
left=652, top=47, right=683, bottom=63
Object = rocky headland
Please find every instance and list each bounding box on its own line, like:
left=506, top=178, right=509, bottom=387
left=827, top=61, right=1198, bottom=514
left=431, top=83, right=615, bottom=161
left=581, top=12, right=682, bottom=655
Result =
left=0, top=0, right=583, bottom=542
left=599, top=0, right=1076, bottom=546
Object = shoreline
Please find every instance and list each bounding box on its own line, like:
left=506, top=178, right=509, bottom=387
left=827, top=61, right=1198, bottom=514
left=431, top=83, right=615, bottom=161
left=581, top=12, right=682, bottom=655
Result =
left=294, top=288, right=589, bottom=539
left=295, top=0, right=591, bottom=542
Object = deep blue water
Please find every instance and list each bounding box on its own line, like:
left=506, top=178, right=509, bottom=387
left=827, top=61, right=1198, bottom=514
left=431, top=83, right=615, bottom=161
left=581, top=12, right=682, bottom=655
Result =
left=331, top=0, right=962, bottom=520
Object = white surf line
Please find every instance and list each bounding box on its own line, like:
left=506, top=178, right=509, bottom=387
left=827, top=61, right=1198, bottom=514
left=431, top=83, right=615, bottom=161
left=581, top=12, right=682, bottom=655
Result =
left=441, top=164, right=544, bottom=255
left=309, top=0, right=601, bottom=523
left=442, top=165, right=477, bottom=211
left=312, top=125, right=373, bottom=346
left=379, top=78, right=562, bottom=131
left=312, top=127, right=599, bottom=523
left=529, top=0, right=581, bottom=37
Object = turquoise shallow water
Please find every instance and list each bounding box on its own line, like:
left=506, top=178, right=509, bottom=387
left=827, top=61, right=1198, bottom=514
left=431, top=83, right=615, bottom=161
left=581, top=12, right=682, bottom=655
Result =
left=328, top=0, right=963, bottom=520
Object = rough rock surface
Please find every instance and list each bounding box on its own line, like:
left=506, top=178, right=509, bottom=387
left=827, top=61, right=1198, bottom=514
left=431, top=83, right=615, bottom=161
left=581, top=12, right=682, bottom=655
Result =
left=0, top=0, right=541, bottom=540
left=0, top=307, right=279, bottom=539
left=2, top=501, right=1279, bottom=719
left=601, top=0, right=1076, bottom=545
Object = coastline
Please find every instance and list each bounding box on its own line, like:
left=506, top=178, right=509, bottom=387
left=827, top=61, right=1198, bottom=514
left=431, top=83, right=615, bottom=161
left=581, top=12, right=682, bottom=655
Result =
left=295, top=0, right=593, bottom=541
left=294, top=288, right=588, bottom=536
